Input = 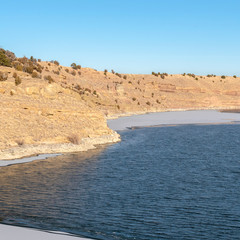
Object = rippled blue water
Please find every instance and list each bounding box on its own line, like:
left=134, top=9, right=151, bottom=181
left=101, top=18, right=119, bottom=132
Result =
left=0, top=124, right=240, bottom=239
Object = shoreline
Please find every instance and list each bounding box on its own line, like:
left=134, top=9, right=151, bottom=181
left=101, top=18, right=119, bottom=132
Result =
left=2, top=108, right=240, bottom=239
left=0, top=132, right=120, bottom=162
left=1, top=108, right=240, bottom=163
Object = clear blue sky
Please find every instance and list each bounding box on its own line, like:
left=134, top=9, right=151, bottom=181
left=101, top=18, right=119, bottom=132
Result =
left=1, top=0, right=239, bottom=75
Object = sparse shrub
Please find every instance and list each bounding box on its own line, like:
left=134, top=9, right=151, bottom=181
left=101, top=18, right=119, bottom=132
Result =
left=15, top=64, right=23, bottom=71
left=233, top=75, right=237, bottom=78
left=4, top=49, right=16, bottom=61
left=38, top=59, right=41, bottom=62
left=78, top=71, right=81, bottom=76
left=65, top=68, right=69, bottom=73
left=128, top=81, right=132, bottom=84
left=93, top=90, right=97, bottom=95
left=117, top=105, right=120, bottom=110
left=187, top=73, right=196, bottom=78
left=53, top=70, right=60, bottom=75
left=30, top=56, right=37, bottom=63
left=68, top=134, right=81, bottom=145
left=85, top=88, right=91, bottom=93
left=221, top=75, right=226, bottom=79
left=44, top=75, right=54, bottom=83
left=152, top=72, right=158, bottom=77
left=71, top=70, right=76, bottom=76
left=116, top=73, right=122, bottom=78
left=15, top=76, right=22, bottom=86
left=16, top=139, right=25, bottom=146
left=24, top=65, right=34, bottom=74
left=152, top=93, right=154, bottom=97
left=123, top=75, right=127, bottom=80
left=53, top=60, right=59, bottom=66
left=195, top=77, right=198, bottom=80
left=0, top=71, right=8, bottom=81
left=32, top=71, right=39, bottom=78
left=156, top=99, right=161, bottom=104
left=111, top=69, right=115, bottom=74
left=146, top=101, right=151, bottom=105
left=13, top=72, right=17, bottom=78
left=132, top=97, right=136, bottom=101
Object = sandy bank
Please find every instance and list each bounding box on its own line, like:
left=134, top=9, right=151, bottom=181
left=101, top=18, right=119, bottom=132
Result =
left=0, top=224, right=90, bottom=240
left=0, top=132, right=120, bottom=162
left=107, top=110, right=240, bottom=131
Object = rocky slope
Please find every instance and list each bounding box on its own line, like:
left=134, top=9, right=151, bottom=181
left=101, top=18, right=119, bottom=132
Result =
left=0, top=49, right=240, bottom=158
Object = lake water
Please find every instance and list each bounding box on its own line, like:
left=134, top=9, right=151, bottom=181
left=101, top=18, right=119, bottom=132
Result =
left=0, top=124, right=240, bottom=239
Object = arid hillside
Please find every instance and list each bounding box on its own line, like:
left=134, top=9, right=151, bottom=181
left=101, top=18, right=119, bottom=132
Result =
left=0, top=48, right=240, bottom=153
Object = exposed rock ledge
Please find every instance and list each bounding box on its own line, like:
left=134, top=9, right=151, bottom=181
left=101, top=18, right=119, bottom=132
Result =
left=0, top=132, right=120, bottom=160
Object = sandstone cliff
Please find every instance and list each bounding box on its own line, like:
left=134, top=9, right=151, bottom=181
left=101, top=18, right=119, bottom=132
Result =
left=0, top=49, right=240, bottom=159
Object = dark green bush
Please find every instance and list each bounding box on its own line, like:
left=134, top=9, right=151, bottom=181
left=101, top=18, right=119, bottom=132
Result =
left=221, top=75, right=226, bottom=79
left=71, top=63, right=77, bottom=69
left=0, top=49, right=11, bottom=67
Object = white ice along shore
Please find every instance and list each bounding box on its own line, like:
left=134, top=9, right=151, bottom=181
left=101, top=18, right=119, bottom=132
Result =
left=107, top=110, right=240, bottom=131
left=0, top=224, right=91, bottom=240
left=0, top=153, right=61, bottom=167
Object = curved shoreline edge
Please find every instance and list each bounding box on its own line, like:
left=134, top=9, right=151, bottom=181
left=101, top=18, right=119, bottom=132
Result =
left=2, top=109, right=240, bottom=164
left=0, top=132, right=120, bottom=163
left=1, top=109, right=240, bottom=239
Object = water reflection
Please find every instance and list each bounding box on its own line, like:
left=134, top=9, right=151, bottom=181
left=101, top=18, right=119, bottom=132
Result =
left=0, top=144, right=109, bottom=226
